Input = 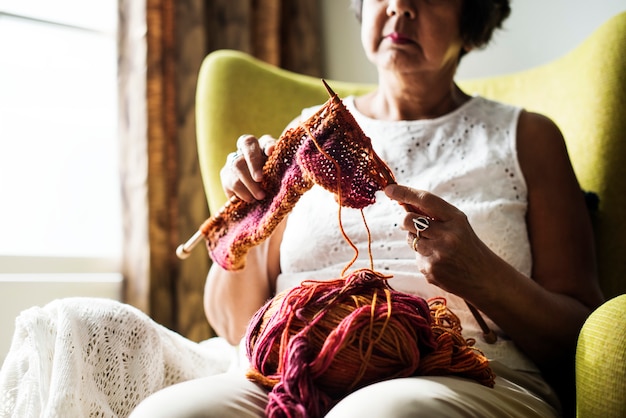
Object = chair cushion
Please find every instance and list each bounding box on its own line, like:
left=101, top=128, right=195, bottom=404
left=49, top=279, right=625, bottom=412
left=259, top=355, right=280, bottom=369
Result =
left=576, top=294, right=626, bottom=417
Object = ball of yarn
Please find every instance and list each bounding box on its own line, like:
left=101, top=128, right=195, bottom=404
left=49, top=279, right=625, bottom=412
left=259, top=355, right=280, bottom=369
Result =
left=244, top=269, right=494, bottom=418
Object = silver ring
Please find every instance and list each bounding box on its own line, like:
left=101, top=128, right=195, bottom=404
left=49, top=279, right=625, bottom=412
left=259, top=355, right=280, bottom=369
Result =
left=412, top=217, right=430, bottom=236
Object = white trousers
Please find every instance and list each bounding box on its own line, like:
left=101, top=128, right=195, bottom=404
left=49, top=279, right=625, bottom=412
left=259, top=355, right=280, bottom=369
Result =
left=130, top=362, right=561, bottom=418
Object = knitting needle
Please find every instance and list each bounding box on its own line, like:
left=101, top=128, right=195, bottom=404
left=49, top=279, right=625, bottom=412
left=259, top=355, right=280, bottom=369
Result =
left=176, top=195, right=240, bottom=259
left=176, top=82, right=338, bottom=261
left=176, top=229, right=204, bottom=259
left=466, top=301, right=498, bottom=344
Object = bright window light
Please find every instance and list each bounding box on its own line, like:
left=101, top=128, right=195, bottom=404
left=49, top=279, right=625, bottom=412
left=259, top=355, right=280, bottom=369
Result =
left=0, top=2, right=121, bottom=263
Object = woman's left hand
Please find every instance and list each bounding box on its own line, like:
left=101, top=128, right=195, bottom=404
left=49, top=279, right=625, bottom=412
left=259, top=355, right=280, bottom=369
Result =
left=384, top=183, right=500, bottom=301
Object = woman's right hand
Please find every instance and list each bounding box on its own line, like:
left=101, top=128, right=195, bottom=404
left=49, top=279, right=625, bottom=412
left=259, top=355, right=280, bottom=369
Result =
left=221, top=134, right=277, bottom=203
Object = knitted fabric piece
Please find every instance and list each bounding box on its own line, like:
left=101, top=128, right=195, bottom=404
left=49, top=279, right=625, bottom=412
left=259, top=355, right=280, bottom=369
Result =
left=201, top=85, right=395, bottom=270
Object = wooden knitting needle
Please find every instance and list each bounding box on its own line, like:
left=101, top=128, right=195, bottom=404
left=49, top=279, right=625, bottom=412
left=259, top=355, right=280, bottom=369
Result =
left=466, top=301, right=498, bottom=344
left=176, top=230, right=204, bottom=260
left=176, top=195, right=240, bottom=259
left=176, top=82, right=338, bottom=261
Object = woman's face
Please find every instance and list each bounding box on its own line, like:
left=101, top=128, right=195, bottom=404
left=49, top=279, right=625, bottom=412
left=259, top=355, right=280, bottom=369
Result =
left=360, top=0, right=466, bottom=77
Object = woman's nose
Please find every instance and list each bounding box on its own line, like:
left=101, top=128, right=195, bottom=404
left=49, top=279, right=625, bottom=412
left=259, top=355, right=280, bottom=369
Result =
left=386, top=0, right=417, bottom=19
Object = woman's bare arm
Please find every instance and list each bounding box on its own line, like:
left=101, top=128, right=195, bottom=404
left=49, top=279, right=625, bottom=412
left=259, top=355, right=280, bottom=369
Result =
left=484, top=110, right=604, bottom=363
left=384, top=110, right=604, bottom=367
left=204, top=220, right=284, bottom=345
left=202, top=126, right=295, bottom=345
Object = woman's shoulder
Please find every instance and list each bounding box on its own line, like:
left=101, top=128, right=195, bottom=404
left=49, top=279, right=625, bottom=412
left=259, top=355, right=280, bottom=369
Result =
left=517, top=109, right=561, bottom=133
left=469, top=95, right=522, bottom=115
left=516, top=110, right=565, bottom=153
left=515, top=109, right=572, bottom=188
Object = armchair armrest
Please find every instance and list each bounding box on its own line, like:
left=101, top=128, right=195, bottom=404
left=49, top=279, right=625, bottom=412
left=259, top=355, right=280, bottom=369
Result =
left=576, top=294, right=626, bottom=417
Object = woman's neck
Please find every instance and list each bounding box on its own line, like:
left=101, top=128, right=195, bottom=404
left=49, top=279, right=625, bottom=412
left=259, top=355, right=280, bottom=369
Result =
left=356, top=72, right=470, bottom=121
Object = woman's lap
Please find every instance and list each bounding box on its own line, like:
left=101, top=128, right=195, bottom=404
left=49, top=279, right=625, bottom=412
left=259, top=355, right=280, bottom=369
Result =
left=130, top=363, right=560, bottom=418
left=129, top=372, right=267, bottom=418
left=326, top=374, right=558, bottom=417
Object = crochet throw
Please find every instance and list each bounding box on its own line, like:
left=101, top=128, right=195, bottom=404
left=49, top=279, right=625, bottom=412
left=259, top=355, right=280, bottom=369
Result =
left=200, top=81, right=395, bottom=270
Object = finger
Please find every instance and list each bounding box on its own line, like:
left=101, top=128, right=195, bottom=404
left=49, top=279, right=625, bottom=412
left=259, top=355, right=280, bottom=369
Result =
left=399, top=215, right=434, bottom=243
left=384, top=184, right=455, bottom=221
left=230, top=181, right=259, bottom=203
left=236, top=134, right=265, bottom=182
left=248, top=135, right=277, bottom=182
left=236, top=134, right=257, bottom=151
left=220, top=158, right=265, bottom=202
left=223, top=178, right=257, bottom=203
left=407, top=232, right=420, bottom=252
left=258, top=134, right=277, bottom=156
left=406, top=232, right=433, bottom=261
left=231, top=156, right=266, bottom=201
left=264, top=142, right=277, bottom=156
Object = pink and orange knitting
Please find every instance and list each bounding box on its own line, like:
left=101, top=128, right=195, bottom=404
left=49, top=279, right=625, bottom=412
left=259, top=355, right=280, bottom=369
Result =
left=199, top=80, right=395, bottom=271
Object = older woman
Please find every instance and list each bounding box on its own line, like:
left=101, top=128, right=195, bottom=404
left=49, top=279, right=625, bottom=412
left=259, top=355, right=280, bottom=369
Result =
left=132, top=0, right=604, bottom=416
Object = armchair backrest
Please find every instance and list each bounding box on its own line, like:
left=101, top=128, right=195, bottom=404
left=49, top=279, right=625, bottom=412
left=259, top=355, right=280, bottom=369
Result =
left=195, top=12, right=626, bottom=299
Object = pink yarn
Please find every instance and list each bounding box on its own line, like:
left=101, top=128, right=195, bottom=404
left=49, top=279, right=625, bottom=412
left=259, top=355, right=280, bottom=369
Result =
left=245, top=269, right=437, bottom=418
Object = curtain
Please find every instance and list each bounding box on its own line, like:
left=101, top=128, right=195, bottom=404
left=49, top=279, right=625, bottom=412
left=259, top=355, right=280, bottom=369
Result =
left=118, top=0, right=322, bottom=342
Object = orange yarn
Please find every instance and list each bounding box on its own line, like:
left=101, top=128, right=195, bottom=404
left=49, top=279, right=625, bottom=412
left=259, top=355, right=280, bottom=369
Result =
left=245, top=271, right=495, bottom=418
left=419, top=297, right=495, bottom=385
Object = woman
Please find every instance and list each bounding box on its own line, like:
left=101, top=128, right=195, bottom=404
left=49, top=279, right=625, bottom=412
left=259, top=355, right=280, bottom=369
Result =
left=132, top=0, right=603, bottom=416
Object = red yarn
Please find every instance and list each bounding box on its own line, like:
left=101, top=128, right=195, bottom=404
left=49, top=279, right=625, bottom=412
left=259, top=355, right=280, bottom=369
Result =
left=245, top=269, right=495, bottom=418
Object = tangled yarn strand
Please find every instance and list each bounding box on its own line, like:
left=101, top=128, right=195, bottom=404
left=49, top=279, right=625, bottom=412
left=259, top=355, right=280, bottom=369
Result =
left=245, top=270, right=495, bottom=418
left=304, top=124, right=358, bottom=275
left=304, top=124, right=376, bottom=275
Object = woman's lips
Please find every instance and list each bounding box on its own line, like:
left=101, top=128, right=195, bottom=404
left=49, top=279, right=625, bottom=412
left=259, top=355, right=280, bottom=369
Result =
left=387, top=32, right=414, bottom=44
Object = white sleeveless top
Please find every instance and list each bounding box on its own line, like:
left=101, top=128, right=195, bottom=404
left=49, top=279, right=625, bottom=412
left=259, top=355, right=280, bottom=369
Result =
left=276, top=95, right=537, bottom=372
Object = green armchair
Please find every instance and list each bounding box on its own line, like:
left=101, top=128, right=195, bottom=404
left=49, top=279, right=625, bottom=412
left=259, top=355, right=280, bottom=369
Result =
left=195, top=12, right=626, bottom=417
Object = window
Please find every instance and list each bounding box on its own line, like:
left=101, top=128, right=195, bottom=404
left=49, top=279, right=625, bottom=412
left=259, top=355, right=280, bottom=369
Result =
left=0, top=0, right=121, bottom=272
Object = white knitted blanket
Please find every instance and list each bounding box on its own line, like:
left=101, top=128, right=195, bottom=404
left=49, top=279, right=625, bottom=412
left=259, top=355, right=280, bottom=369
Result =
left=0, top=297, right=234, bottom=418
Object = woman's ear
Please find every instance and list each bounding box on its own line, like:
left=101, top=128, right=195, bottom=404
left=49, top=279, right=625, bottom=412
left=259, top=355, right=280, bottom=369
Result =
left=462, top=43, right=474, bottom=54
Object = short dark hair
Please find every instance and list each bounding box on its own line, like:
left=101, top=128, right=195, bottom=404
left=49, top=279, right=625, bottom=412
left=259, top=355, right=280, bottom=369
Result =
left=350, top=0, right=511, bottom=54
